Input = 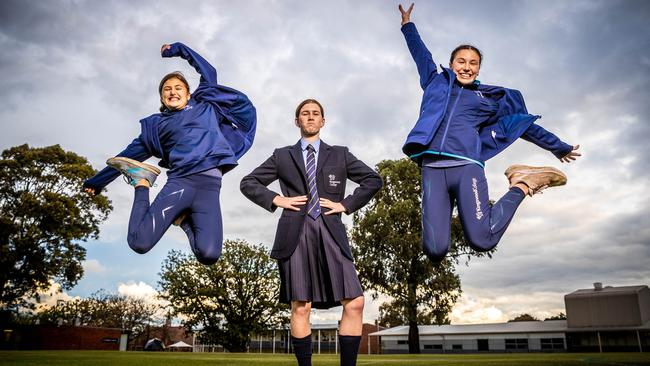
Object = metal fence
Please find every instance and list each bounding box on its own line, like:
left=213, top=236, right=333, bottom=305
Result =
left=193, top=329, right=341, bottom=354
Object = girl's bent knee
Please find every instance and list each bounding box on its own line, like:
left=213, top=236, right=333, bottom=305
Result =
left=469, top=242, right=497, bottom=252
left=194, top=246, right=222, bottom=265
left=195, top=253, right=220, bottom=265
left=128, top=240, right=153, bottom=255
left=466, top=236, right=498, bottom=252
left=422, top=241, right=449, bottom=262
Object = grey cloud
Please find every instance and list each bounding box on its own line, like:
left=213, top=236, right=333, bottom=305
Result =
left=1, top=0, right=649, bottom=319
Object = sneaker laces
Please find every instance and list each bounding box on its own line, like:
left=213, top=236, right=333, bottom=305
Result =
left=121, top=173, right=137, bottom=186
left=531, top=184, right=549, bottom=196
left=121, top=172, right=156, bottom=187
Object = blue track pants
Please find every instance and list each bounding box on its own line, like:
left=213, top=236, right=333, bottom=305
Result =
left=127, top=172, right=223, bottom=265
left=421, top=164, right=525, bottom=261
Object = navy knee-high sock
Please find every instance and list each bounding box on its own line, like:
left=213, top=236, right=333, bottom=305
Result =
left=339, top=335, right=361, bottom=366
left=291, top=334, right=312, bottom=366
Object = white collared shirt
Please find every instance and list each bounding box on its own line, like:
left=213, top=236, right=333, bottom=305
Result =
left=300, top=138, right=320, bottom=169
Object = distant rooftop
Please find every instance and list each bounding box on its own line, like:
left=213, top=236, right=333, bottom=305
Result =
left=370, top=320, right=568, bottom=336
left=566, top=285, right=649, bottom=297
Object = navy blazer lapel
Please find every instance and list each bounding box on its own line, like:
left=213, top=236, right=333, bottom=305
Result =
left=289, top=142, right=308, bottom=183
left=317, top=141, right=332, bottom=174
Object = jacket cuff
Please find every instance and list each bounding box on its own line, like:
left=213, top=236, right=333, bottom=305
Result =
left=82, top=179, right=104, bottom=193
left=553, top=142, right=574, bottom=159
left=162, top=42, right=184, bottom=58
left=264, top=192, right=280, bottom=213
left=340, top=195, right=358, bottom=214
left=401, top=22, right=416, bottom=34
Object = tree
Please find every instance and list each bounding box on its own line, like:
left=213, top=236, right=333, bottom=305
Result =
left=37, top=290, right=159, bottom=346
left=158, top=240, right=289, bottom=352
left=544, top=312, right=567, bottom=321
left=377, top=299, right=437, bottom=329
left=0, top=144, right=112, bottom=312
left=351, top=158, right=494, bottom=353
left=509, top=313, right=540, bottom=322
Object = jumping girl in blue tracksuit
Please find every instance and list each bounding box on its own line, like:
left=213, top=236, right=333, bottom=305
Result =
left=398, top=4, right=581, bottom=262
left=83, top=43, right=256, bottom=265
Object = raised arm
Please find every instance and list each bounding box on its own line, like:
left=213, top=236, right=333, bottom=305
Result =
left=161, top=43, right=217, bottom=85
left=399, top=3, right=438, bottom=89
left=161, top=44, right=257, bottom=158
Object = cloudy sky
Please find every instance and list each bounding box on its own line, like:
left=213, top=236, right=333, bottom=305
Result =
left=2, top=0, right=649, bottom=325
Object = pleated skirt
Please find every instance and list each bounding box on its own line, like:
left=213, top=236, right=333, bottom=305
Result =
left=278, top=216, right=363, bottom=309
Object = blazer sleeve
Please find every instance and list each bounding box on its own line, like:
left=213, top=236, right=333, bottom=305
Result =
left=401, top=22, right=439, bottom=89
left=521, top=123, right=573, bottom=159
left=340, top=148, right=383, bottom=214
left=240, top=150, right=282, bottom=212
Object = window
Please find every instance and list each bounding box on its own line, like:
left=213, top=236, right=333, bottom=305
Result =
left=505, top=338, right=529, bottom=350
left=423, top=344, right=442, bottom=350
left=477, top=339, right=489, bottom=351
left=541, top=338, right=565, bottom=350
left=452, top=344, right=463, bottom=350
left=397, top=340, right=407, bottom=345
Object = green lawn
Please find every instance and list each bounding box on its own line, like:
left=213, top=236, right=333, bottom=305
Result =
left=1, top=351, right=650, bottom=366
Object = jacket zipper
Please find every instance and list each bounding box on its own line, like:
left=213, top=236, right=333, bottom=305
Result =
left=439, top=84, right=464, bottom=151
left=424, top=70, right=456, bottom=146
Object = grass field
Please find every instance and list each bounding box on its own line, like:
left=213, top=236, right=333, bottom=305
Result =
left=1, top=351, right=650, bottom=366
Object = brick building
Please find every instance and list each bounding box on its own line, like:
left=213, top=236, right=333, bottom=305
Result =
left=1, top=325, right=126, bottom=350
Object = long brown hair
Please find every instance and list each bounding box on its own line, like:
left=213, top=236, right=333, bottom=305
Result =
left=294, top=98, right=324, bottom=118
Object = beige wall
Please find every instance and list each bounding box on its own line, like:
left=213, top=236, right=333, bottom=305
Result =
left=566, top=287, right=650, bottom=328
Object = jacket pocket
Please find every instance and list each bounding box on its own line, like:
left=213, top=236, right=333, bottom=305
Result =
left=321, top=166, right=345, bottom=194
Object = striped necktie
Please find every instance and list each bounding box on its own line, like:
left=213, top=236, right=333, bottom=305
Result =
left=306, top=144, right=321, bottom=219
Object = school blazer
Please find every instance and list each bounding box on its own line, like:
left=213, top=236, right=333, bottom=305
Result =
left=240, top=141, right=382, bottom=260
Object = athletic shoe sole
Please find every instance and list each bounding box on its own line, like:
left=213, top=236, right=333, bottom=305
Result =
left=504, top=164, right=566, bottom=180
left=106, top=157, right=161, bottom=175
left=505, top=164, right=567, bottom=196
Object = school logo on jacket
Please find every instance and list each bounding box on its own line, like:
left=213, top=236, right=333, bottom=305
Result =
left=328, top=174, right=341, bottom=188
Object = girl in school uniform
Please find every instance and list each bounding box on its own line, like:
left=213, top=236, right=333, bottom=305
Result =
left=398, top=4, right=581, bottom=262
left=84, top=42, right=256, bottom=265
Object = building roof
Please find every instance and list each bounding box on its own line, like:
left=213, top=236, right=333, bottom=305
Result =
left=369, top=320, right=568, bottom=336
left=370, top=319, right=650, bottom=337
left=565, top=319, right=650, bottom=332
left=565, top=285, right=649, bottom=298
left=168, top=341, right=193, bottom=348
